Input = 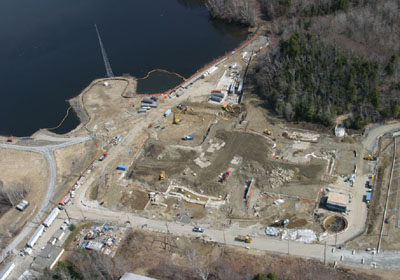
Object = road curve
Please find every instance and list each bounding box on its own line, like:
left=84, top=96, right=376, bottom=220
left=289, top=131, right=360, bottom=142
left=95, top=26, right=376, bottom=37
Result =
left=0, top=135, right=92, bottom=262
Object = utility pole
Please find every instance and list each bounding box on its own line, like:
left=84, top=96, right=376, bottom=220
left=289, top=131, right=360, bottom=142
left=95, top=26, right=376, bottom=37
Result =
left=324, top=241, right=327, bottom=265
left=287, top=239, right=290, bottom=255
left=335, top=232, right=338, bottom=248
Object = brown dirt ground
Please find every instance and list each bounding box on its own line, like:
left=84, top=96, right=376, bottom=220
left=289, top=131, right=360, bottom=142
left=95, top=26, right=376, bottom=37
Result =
left=0, top=149, right=49, bottom=249
left=116, top=228, right=388, bottom=280
left=54, top=140, right=97, bottom=203
left=82, top=79, right=137, bottom=131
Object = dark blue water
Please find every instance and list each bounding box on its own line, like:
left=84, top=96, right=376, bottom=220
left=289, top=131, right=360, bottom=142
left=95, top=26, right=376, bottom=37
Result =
left=0, top=0, right=246, bottom=136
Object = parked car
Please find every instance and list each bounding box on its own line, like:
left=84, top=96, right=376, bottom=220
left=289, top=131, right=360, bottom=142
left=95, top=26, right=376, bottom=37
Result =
left=183, top=135, right=194, bottom=141
left=193, top=227, right=204, bottom=233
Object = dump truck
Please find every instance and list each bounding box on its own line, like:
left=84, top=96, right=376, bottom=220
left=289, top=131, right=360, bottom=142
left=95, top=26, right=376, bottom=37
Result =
left=363, top=154, right=377, bottom=161
left=235, top=235, right=252, bottom=243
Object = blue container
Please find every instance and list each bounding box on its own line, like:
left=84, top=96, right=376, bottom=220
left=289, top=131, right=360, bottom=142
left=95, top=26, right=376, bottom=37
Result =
left=117, top=164, right=128, bottom=171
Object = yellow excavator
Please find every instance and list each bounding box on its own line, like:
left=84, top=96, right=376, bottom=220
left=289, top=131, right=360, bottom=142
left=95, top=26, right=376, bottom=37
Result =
left=159, top=171, right=165, bottom=180
left=222, top=104, right=241, bottom=113
left=173, top=111, right=184, bottom=124
left=263, top=129, right=272, bottom=136
left=173, top=104, right=188, bottom=124
left=363, top=154, right=377, bottom=161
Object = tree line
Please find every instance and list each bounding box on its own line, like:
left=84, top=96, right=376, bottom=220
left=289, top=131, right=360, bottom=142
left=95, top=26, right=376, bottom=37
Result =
left=253, top=0, right=400, bottom=129
left=205, top=0, right=257, bottom=26
left=254, top=33, right=397, bottom=128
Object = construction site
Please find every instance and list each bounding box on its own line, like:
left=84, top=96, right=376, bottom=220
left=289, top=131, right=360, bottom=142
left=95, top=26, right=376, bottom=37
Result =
left=76, top=34, right=372, bottom=244
left=2, top=32, right=400, bottom=278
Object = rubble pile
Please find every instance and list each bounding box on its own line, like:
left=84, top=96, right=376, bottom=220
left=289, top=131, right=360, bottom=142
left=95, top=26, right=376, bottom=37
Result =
left=267, top=168, right=294, bottom=188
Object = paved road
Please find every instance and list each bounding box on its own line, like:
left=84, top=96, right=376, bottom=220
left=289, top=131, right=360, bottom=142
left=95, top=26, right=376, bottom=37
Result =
left=0, top=135, right=92, bottom=263
left=69, top=175, right=400, bottom=270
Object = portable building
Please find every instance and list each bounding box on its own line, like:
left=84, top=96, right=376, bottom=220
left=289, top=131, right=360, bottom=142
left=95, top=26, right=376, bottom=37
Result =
left=137, top=109, right=147, bottom=113
left=366, top=192, right=372, bottom=202
left=59, top=194, right=71, bottom=206
left=164, top=109, right=172, bottom=117
left=43, top=208, right=59, bottom=227
left=16, top=200, right=30, bottom=211
left=211, top=92, right=224, bottom=98
left=326, top=192, right=348, bottom=212
left=142, top=98, right=153, bottom=104
left=0, top=262, right=15, bottom=280
left=149, top=103, right=158, bottom=108
left=210, top=96, right=223, bottom=103
left=117, top=164, right=128, bottom=171
left=27, top=225, right=45, bottom=248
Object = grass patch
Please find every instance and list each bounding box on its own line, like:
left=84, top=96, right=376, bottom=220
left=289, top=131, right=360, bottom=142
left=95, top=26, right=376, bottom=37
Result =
left=90, top=185, right=99, bottom=200
left=63, top=221, right=93, bottom=250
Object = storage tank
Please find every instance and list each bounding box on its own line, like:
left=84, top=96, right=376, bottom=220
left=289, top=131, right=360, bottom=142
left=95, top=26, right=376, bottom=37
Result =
left=210, top=96, right=223, bottom=103
left=212, top=92, right=224, bottom=98
left=43, top=208, right=59, bottom=227
left=142, top=98, right=153, bottom=104
left=27, top=225, right=45, bottom=248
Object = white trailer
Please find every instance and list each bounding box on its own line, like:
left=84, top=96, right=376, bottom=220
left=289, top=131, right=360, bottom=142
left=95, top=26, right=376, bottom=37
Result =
left=16, top=200, right=30, bottom=211
left=0, top=262, right=15, bottom=280
left=26, top=225, right=45, bottom=248
left=43, top=208, right=59, bottom=227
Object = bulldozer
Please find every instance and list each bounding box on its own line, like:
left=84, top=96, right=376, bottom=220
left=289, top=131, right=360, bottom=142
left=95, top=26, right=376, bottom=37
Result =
left=263, top=129, right=272, bottom=136
left=363, top=154, right=377, bottom=161
left=159, top=171, right=165, bottom=180
left=235, top=235, right=252, bottom=243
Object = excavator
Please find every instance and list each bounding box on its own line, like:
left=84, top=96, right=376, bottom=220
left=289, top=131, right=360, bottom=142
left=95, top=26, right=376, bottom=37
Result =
left=222, top=104, right=241, bottom=113
left=363, top=154, right=377, bottom=161
left=263, top=129, right=272, bottom=136
left=173, top=104, right=188, bottom=124
left=159, top=171, right=165, bottom=180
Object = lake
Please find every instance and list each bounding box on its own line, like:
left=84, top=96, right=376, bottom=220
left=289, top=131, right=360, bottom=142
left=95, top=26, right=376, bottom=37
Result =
left=0, top=0, right=246, bottom=136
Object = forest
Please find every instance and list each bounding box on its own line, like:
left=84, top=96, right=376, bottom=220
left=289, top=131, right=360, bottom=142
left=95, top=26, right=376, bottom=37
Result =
left=206, top=0, right=400, bottom=128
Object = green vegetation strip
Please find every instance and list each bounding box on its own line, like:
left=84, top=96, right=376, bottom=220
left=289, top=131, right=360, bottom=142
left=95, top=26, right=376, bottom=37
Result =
left=63, top=221, right=93, bottom=249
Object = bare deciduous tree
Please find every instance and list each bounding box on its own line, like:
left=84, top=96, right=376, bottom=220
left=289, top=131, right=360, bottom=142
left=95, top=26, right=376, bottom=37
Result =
left=186, top=249, right=210, bottom=280
left=0, top=181, right=30, bottom=207
left=206, top=0, right=256, bottom=26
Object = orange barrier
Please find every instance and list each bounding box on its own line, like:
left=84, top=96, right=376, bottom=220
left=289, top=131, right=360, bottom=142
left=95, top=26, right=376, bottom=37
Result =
left=135, top=68, right=187, bottom=82
left=137, top=30, right=261, bottom=96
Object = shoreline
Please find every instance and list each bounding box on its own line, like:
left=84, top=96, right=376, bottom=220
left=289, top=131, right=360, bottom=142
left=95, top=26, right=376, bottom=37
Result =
left=1, top=28, right=259, bottom=141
